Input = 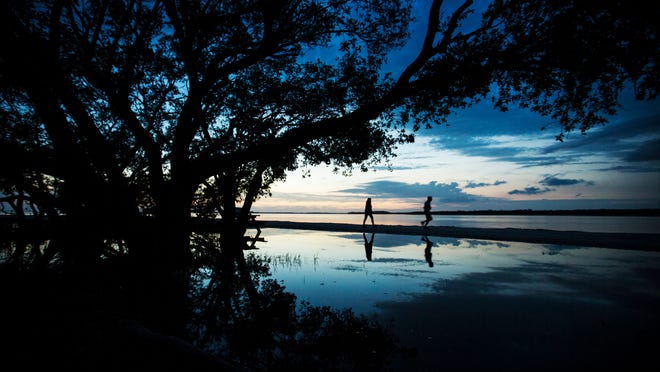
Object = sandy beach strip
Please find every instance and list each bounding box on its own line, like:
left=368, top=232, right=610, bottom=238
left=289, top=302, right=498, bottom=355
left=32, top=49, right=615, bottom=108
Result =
left=259, top=220, right=660, bottom=251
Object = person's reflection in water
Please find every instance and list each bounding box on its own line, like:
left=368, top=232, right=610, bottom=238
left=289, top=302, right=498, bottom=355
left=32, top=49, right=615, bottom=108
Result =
left=422, top=235, right=433, bottom=267
left=363, top=232, right=375, bottom=261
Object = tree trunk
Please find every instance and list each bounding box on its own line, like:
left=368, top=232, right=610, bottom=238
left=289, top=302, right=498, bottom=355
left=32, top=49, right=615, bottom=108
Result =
left=123, top=182, right=195, bottom=338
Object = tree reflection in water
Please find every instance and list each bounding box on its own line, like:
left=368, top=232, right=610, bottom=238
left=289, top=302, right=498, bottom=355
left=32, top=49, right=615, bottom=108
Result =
left=1, top=232, right=402, bottom=370
left=189, top=232, right=401, bottom=370
left=191, top=234, right=408, bottom=370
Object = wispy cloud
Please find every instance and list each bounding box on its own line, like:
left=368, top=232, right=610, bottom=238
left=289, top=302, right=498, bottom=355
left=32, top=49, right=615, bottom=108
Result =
left=427, top=131, right=573, bottom=169
left=596, top=164, right=660, bottom=173
left=507, top=174, right=594, bottom=195
left=339, top=180, right=480, bottom=203
left=624, top=138, right=660, bottom=162
left=465, top=180, right=507, bottom=188
left=539, top=174, right=594, bottom=187
left=508, top=187, right=554, bottom=195
left=542, top=114, right=660, bottom=163
left=420, top=104, right=660, bottom=173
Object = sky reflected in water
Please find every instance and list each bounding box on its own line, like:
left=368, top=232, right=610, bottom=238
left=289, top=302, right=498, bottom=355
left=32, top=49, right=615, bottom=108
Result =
left=254, top=228, right=660, bottom=370
left=255, top=228, right=659, bottom=316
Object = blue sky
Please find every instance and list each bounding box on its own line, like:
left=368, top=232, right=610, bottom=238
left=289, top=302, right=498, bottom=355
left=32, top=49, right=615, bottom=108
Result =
left=253, top=1, right=660, bottom=213
left=256, top=95, right=660, bottom=213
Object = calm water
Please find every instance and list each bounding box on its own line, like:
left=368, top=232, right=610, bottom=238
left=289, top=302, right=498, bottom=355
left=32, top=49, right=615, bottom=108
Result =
left=252, top=228, right=660, bottom=370
left=256, top=213, right=660, bottom=234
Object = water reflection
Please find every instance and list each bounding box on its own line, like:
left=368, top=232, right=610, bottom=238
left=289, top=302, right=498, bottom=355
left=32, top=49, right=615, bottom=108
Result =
left=250, top=228, right=660, bottom=370
left=422, top=235, right=433, bottom=267
left=254, top=230, right=481, bottom=315
left=205, top=228, right=660, bottom=369
left=255, top=229, right=660, bottom=317
left=363, top=232, right=374, bottom=261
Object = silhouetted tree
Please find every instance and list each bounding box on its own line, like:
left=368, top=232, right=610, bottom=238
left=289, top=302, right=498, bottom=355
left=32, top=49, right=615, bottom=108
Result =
left=1, top=0, right=658, bottom=334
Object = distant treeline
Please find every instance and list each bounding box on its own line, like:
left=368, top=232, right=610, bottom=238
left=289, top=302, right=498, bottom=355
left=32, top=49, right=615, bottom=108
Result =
left=349, top=209, right=660, bottom=216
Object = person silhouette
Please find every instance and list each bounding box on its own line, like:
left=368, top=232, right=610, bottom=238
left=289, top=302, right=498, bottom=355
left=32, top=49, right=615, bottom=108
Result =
left=363, top=232, right=374, bottom=261
left=420, top=196, right=433, bottom=228
left=363, top=197, right=375, bottom=228
left=422, top=235, right=433, bottom=267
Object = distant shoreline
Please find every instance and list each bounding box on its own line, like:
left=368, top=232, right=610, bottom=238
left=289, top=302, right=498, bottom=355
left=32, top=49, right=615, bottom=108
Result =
left=267, top=209, right=660, bottom=216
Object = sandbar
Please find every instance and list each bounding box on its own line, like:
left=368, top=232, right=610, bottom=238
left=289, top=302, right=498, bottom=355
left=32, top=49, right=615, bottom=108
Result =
left=259, top=220, right=660, bottom=251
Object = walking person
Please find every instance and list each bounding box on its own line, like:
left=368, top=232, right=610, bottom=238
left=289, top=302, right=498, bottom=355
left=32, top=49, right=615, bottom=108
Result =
left=420, top=196, right=433, bottom=228
left=363, top=197, right=375, bottom=228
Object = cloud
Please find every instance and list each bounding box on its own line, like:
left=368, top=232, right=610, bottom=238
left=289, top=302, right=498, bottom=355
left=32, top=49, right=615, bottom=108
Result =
left=539, top=174, right=594, bottom=187
left=426, top=131, right=578, bottom=169
left=508, top=187, right=554, bottom=195
left=507, top=174, right=593, bottom=196
left=465, top=182, right=490, bottom=188
left=542, top=113, right=660, bottom=162
left=596, top=164, right=660, bottom=173
left=417, top=98, right=660, bottom=172
left=624, top=138, right=660, bottom=162
left=465, top=180, right=507, bottom=188
left=338, top=180, right=480, bottom=203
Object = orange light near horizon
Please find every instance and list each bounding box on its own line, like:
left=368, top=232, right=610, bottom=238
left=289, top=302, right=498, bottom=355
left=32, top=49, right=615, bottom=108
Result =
left=253, top=197, right=421, bottom=213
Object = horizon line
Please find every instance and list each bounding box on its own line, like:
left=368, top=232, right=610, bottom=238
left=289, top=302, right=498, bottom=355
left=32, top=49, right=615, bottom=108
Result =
left=253, top=208, right=660, bottom=216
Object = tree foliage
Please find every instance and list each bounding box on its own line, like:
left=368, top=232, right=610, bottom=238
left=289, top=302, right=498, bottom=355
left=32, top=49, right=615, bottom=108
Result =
left=1, top=0, right=657, bottom=324
left=1, top=0, right=657, bottom=247
left=1, top=0, right=657, bottom=368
